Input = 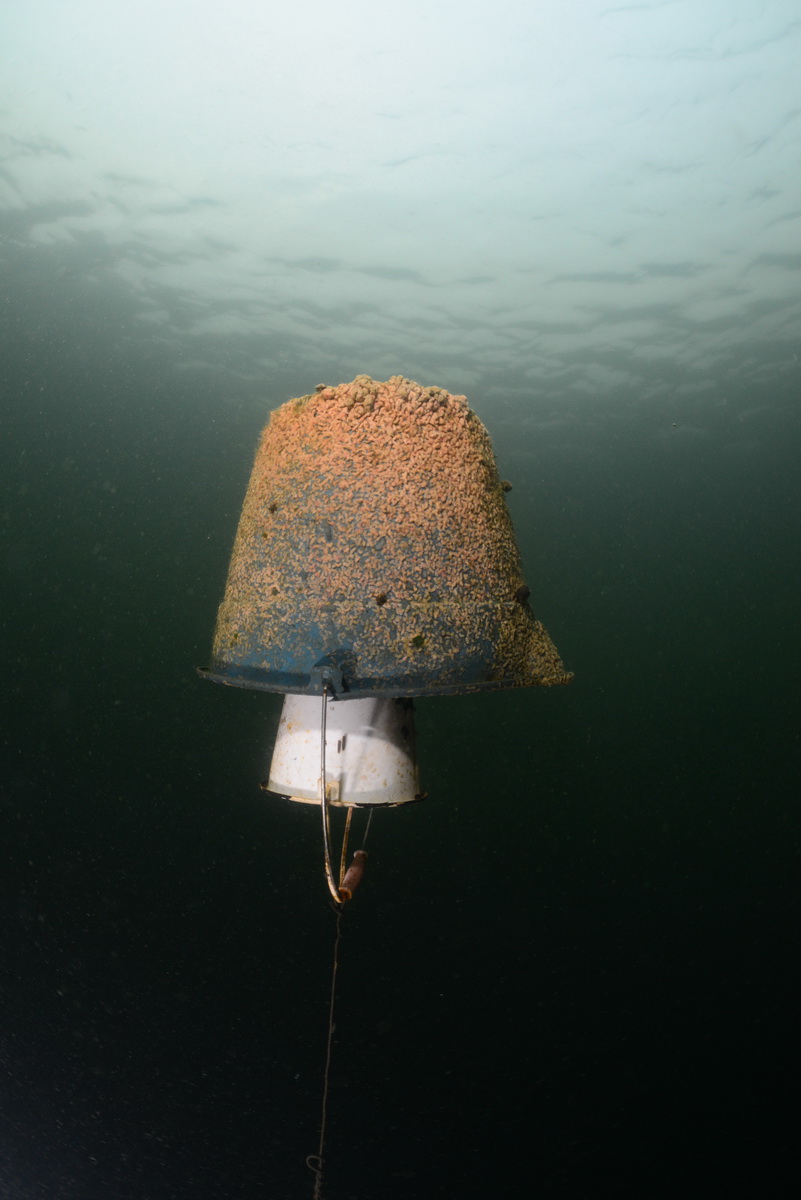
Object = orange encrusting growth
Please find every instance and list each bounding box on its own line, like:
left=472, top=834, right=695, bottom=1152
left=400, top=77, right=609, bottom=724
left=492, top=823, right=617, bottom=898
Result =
left=209, top=374, right=572, bottom=696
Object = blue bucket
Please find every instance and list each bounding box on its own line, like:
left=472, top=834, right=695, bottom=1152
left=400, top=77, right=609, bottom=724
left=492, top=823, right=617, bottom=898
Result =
left=200, top=375, right=571, bottom=698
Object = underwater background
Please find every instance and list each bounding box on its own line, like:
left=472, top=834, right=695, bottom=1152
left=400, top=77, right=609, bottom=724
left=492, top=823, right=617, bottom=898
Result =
left=2, top=2, right=799, bottom=1197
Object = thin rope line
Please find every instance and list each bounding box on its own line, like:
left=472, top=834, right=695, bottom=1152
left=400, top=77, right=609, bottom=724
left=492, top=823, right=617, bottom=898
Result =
left=306, top=903, right=343, bottom=1199
left=362, top=807, right=374, bottom=850
left=338, top=807, right=353, bottom=889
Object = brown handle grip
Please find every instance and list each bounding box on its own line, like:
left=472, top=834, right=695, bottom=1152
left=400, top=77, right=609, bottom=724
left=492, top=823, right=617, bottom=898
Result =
left=338, top=849, right=368, bottom=902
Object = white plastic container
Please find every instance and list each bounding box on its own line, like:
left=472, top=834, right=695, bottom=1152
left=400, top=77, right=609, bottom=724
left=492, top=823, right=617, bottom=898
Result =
left=266, top=694, right=419, bottom=806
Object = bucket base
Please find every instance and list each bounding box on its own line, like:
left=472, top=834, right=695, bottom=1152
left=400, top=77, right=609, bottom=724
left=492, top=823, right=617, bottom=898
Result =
left=265, top=694, right=420, bottom=807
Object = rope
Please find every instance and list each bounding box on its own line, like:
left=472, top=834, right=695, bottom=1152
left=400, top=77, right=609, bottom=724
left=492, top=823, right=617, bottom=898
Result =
left=306, top=903, right=343, bottom=1198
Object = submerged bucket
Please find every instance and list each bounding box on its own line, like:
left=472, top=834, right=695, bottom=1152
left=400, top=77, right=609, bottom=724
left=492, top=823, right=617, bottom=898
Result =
left=266, top=694, right=419, bottom=807
left=200, top=375, right=572, bottom=698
